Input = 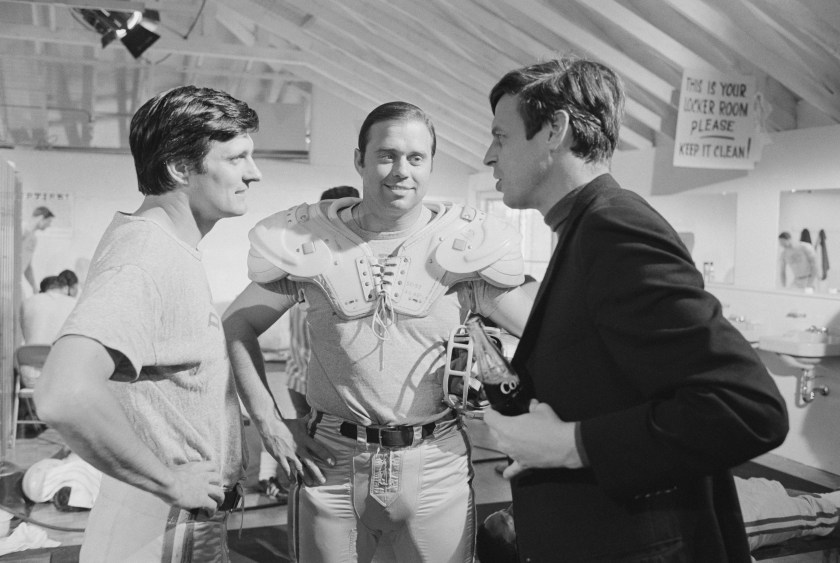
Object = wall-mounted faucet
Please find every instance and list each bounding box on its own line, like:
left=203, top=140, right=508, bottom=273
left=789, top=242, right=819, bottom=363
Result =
left=806, top=325, right=829, bottom=334
left=800, top=369, right=829, bottom=405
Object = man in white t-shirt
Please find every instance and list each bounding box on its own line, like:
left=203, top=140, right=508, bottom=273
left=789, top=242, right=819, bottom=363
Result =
left=34, top=85, right=262, bottom=562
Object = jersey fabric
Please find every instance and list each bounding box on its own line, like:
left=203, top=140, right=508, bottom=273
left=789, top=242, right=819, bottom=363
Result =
left=284, top=303, right=310, bottom=395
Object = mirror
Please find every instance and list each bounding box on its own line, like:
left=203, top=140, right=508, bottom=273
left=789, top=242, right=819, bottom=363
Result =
left=778, top=189, right=840, bottom=294
left=649, top=193, right=737, bottom=284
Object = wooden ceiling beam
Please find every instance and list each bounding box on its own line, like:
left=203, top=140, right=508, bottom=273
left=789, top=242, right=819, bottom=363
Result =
left=461, top=0, right=668, bottom=141
left=0, top=22, right=308, bottom=63
left=252, top=59, right=487, bottom=167
left=5, top=0, right=147, bottom=12
left=384, top=0, right=522, bottom=75
left=739, top=0, right=840, bottom=80
left=325, top=0, right=501, bottom=92
left=277, top=0, right=490, bottom=118
left=573, top=0, right=718, bottom=73
left=429, top=0, right=541, bottom=67
left=223, top=0, right=491, bottom=155
left=662, top=0, right=840, bottom=122
left=618, top=126, right=653, bottom=151
left=482, top=0, right=675, bottom=105
left=0, top=51, right=300, bottom=82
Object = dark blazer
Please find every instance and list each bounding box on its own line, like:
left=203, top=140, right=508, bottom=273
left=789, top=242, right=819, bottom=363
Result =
left=510, top=174, right=788, bottom=562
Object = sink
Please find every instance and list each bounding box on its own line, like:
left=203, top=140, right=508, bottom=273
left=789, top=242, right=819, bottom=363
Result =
left=758, top=331, right=840, bottom=363
left=757, top=330, right=838, bottom=405
left=729, top=320, right=762, bottom=344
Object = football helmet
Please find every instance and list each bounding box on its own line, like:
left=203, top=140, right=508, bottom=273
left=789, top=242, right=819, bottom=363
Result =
left=443, top=324, right=506, bottom=419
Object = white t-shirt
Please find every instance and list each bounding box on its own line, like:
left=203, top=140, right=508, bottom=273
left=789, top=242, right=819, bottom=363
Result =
left=60, top=213, right=245, bottom=485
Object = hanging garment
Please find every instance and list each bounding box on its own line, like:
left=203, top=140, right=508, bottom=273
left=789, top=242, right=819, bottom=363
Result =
left=818, top=229, right=829, bottom=281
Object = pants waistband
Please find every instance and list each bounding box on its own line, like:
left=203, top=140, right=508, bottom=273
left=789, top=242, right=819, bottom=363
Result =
left=310, top=411, right=455, bottom=449
left=339, top=420, right=437, bottom=448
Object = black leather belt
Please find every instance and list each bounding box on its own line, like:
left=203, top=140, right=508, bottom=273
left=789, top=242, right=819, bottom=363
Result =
left=339, top=421, right=436, bottom=448
left=218, top=483, right=243, bottom=511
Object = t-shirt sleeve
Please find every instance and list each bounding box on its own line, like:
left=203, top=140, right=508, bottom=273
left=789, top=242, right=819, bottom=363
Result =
left=462, top=279, right=519, bottom=319
left=59, top=265, right=161, bottom=380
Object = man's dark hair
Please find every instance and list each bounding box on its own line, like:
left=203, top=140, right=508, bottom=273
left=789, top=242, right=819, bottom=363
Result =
left=357, top=101, right=436, bottom=163
left=129, top=85, right=259, bottom=196
left=39, top=276, right=63, bottom=293
left=32, top=206, right=54, bottom=219
left=320, top=185, right=359, bottom=201
left=779, top=232, right=792, bottom=240
left=489, top=57, right=625, bottom=163
left=57, top=269, right=78, bottom=288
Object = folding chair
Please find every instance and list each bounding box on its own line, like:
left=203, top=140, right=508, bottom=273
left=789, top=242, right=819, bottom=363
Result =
left=12, top=344, right=51, bottom=448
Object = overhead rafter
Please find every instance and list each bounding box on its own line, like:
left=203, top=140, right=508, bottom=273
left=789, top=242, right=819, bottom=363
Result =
left=482, top=0, right=675, bottom=106
left=662, top=0, right=840, bottom=123
left=222, top=0, right=491, bottom=167
left=5, top=0, right=147, bottom=11
left=278, top=0, right=490, bottom=120
left=446, top=0, right=658, bottom=146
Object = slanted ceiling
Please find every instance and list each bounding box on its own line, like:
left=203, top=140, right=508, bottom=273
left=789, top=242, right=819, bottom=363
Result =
left=1, top=0, right=839, bottom=171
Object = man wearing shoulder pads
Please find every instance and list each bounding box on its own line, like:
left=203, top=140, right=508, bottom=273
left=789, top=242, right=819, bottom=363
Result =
left=224, top=101, right=535, bottom=562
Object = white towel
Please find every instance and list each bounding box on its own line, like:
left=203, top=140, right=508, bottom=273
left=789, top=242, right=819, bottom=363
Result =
left=0, top=523, right=60, bottom=556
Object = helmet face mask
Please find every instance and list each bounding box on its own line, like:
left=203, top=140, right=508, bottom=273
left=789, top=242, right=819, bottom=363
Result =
left=443, top=325, right=504, bottom=418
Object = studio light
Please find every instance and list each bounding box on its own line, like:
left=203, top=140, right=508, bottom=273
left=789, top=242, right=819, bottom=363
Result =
left=75, top=8, right=161, bottom=59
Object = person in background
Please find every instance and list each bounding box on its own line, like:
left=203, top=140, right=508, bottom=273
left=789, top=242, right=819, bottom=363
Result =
left=224, top=101, right=535, bottom=562
left=34, top=85, right=261, bottom=562
left=57, top=269, right=80, bottom=298
left=20, top=276, right=76, bottom=345
left=779, top=231, right=818, bottom=289
left=18, top=275, right=77, bottom=388
left=257, top=185, right=360, bottom=504
left=480, top=57, right=788, bottom=561
left=21, top=206, right=54, bottom=295
left=477, top=476, right=840, bottom=562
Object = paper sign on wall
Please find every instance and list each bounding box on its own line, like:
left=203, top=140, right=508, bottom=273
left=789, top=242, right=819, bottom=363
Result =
left=23, top=191, right=73, bottom=236
left=673, top=69, right=763, bottom=170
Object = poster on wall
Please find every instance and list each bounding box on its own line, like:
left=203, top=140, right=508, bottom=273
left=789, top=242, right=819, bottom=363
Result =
left=673, top=69, right=768, bottom=170
left=23, top=191, right=73, bottom=236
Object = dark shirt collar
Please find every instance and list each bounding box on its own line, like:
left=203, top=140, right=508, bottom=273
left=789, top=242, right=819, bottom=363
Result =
left=544, top=185, right=584, bottom=233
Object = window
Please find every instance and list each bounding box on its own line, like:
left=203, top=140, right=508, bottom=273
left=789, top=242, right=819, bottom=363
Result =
left=476, top=191, right=554, bottom=283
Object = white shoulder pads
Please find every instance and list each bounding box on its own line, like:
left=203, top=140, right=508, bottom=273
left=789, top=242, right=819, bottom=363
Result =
left=436, top=206, right=525, bottom=288
left=247, top=198, right=363, bottom=283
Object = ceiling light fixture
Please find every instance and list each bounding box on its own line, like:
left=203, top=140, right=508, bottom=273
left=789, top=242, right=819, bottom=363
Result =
left=75, top=8, right=161, bottom=59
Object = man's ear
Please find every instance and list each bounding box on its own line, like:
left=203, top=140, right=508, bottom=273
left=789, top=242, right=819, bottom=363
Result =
left=353, top=148, right=364, bottom=174
left=547, top=110, right=570, bottom=151
left=166, top=160, right=190, bottom=186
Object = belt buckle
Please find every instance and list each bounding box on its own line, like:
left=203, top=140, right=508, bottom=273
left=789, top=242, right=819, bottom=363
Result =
left=378, top=426, right=413, bottom=448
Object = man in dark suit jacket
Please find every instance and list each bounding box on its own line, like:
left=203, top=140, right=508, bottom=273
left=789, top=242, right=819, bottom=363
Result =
left=480, top=57, right=789, bottom=562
